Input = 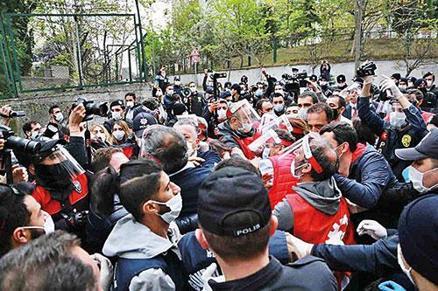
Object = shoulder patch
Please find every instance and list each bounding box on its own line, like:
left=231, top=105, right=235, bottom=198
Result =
left=402, top=134, right=412, bottom=147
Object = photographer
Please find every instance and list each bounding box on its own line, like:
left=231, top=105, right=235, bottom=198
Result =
left=185, top=81, right=207, bottom=116
left=358, top=75, right=428, bottom=179
left=22, top=121, right=42, bottom=140
left=44, top=105, right=67, bottom=140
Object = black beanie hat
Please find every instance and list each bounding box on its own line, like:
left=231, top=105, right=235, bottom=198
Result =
left=398, top=194, right=438, bottom=285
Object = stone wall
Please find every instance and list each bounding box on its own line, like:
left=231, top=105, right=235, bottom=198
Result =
left=0, top=83, right=151, bottom=136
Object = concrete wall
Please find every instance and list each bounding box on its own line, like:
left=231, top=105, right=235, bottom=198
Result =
left=0, top=83, right=151, bottom=136
left=174, top=60, right=438, bottom=86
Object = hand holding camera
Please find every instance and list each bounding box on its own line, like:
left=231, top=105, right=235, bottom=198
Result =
left=0, top=105, right=25, bottom=126
left=380, top=75, right=403, bottom=100
left=69, top=103, right=86, bottom=136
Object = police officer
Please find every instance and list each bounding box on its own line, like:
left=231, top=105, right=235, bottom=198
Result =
left=358, top=75, right=428, bottom=180
left=31, top=139, right=90, bottom=238
left=186, top=82, right=207, bottom=117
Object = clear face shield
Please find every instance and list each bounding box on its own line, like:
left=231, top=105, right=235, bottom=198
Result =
left=230, top=99, right=261, bottom=133
left=39, top=145, right=85, bottom=179
left=278, top=133, right=324, bottom=177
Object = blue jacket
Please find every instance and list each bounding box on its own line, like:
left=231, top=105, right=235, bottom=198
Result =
left=334, top=145, right=398, bottom=210
left=311, top=234, right=415, bottom=291
left=358, top=97, right=428, bottom=179
left=312, top=233, right=399, bottom=274
left=171, top=151, right=221, bottom=218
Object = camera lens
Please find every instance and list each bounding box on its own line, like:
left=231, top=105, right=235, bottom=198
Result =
left=6, top=136, right=42, bottom=154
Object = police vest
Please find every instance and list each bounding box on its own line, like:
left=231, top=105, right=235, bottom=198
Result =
left=268, top=154, right=298, bottom=209
left=375, top=126, right=419, bottom=168
left=114, top=251, right=187, bottom=291
left=32, top=173, right=89, bottom=217
left=286, top=193, right=356, bottom=245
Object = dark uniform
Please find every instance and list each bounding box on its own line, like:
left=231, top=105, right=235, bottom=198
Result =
left=358, top=97, right=428, bottom=180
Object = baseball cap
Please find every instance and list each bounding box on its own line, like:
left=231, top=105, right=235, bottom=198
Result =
left=31, top=137, right=67, bottom=164
left=132, top=112, right=157, bottom=138
left=395, top=128, right=438, bottom=161
left=198, top=167, right=271, bottom=237
left=398, top=194, right=438, bottom=285
left=337, top=74, right=346, bottom=83
left=110, top=99, right=125, bottom=109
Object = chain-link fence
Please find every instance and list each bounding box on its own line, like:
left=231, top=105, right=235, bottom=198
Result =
left=0, top=12, right=147, bottom=99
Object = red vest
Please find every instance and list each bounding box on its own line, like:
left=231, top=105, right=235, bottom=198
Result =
left=286, top=193, right=356, bottom=246
left=287, top=193, right=355, bottom=289
left=32, top=173, right=89, bottom=216
left=121, top=145, right=135, bottom=159
left=268, top=154, right=298, bottom=209
left=234, top=131, right=261, bottom=160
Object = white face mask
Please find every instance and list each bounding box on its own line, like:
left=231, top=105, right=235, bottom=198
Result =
left=403, top=166, right=434, bottom=193
left=389, top=111, right=406, bottom=129
left=397, top=244, right=415, bottom=286
left=298, top=108, right=308, bottom=120
left=20, top=212, right=55, bottom=235
left=43, top=212, right=55, bottom=234
left=54, top=112, right=64, bottom=123
left=156, top=91, right=163, bottom=97
left=112, top=131, right=125, bottom=141
left=187, top=140, right=196, bottom=157
left=426, top=80, right=433, bottom=88
left=217, top=109, right=227, bottom=121
left=126, top=101, right=134, bottom=108
left=238, top=122, right=252, bottom=133
left=31, top=131, right=40, bottom=140
left=112, top=111, right=122, bottom=121
left=274, top=104, right=284, bottom=113
left=150, top=194, right=183, bottom=224
left=167, top=90, right=174, bottom=96
left=255, top=89, right=264, bottom=97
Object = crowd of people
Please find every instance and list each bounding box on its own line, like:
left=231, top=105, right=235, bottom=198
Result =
left=0, top=62, right=437, bottom=291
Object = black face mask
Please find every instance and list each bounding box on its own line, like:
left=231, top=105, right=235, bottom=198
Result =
left=332, top=108, right=341, bottom=120
left=35, top=161, right=74, bottom=201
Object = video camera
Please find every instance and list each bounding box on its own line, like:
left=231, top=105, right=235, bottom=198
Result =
left=210, top=72, right=227, bottom=100
left=74, top=98, right=108, bottom=121
left=0, top=125, right=41, bottom=154
left=180, top=87, right=192, bottom=99
left=356, top=61, right=377, bottom=78
left=282, top=69, right=308, bottom=99
left=0, top=125, right=41, bottom=183
left=212, top=72, right=227, bottom=79
left=0, top=110, right=26, bottom=119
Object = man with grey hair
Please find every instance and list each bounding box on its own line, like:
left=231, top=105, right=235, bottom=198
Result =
left=173, top=119, right=220, bottom=170
left=0, top=231, right=111, bottom=291
left=141, top=125, right=220, bottom=233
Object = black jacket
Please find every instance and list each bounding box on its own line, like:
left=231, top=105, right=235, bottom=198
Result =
left=207, top=256, right=337, bottom=291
